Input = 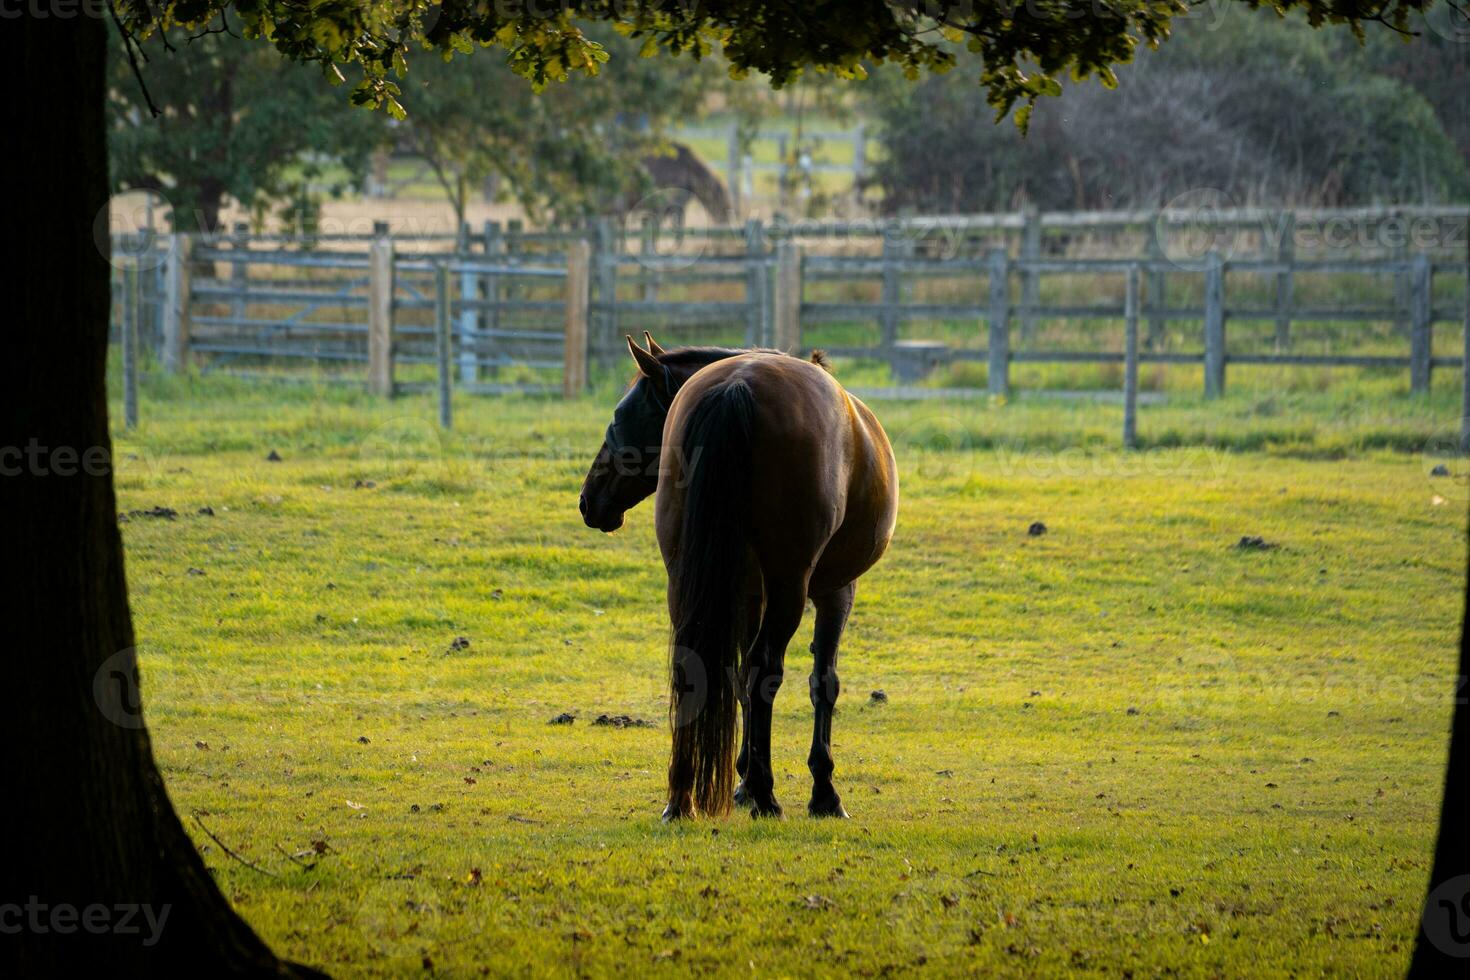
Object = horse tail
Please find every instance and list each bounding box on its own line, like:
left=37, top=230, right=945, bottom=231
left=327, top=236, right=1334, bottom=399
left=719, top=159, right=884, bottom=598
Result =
left=668, top=378, right=756, bottom=817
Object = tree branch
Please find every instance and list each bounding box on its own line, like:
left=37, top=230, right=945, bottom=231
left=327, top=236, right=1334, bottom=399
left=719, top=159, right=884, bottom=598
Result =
left=107, top=0, right=160, bottom=118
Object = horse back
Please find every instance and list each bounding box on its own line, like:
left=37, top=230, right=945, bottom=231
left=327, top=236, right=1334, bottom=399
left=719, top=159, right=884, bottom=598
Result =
left=655, top=353, right=897, bottom=595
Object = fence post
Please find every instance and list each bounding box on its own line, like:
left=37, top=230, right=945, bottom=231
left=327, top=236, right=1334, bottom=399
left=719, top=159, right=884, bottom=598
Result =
left=505, top=219, right=525, bottom=329
left=1020, top=206, right=1041, bottom=343
left=640, top=213, right=659, bottom=305
left=1145, top=214, right=1167, bottom=350
left=1123, top=265, right=1140, bottom=449
left=1410, top=252, right=1432, bottom=394
left=139, top=247, right=160, bottom=354
left=776, top=133, right=789, bottom=208
left=1461, top=247, right=1470, bottom=453
left=564, top=239, right=591, bottom=398
left=727, top=123, right=743, bottom=219
left=987, top=247, right=1010, bottom=397
left=161, top=233, right=192, bottom=373
left=483, top=220, right=502, bottom=370
left=1203, top=250, right=1225, bottom=399
left=593, top=217, right=618, bottom=365
left=230, top=221, right=249, bottom=327
left=457, top=222, right=479, bottom=385
left=744, top=218, right=767, bottom=346
left=122, top=264, right=139, bottom=430
left=435, top=263, right=453, bottom=429
left=851, top=123, right=867, bottom=191
left=367, top=221, right=395, bottom=397
left=773, top=240, right=803, bottom=353
left=880, top=226, right=901, bottom=368
left=1274, top=211, right=1295, bottom=351
left=1394, top=211, right=1411, bottom=339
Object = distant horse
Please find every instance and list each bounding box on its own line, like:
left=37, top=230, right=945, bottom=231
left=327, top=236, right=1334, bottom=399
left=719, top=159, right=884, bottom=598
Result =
left=636, top=143, right=732, bottom=224
left=580, top=333, right=898, bottom=820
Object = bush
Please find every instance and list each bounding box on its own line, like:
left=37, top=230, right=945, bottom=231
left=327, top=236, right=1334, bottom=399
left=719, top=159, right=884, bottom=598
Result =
left=869, top=9, right=1469, bottom=213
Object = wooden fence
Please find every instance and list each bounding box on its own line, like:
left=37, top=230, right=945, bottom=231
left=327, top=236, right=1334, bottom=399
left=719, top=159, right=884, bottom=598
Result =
left=111, top=206, right=1470, bottom=446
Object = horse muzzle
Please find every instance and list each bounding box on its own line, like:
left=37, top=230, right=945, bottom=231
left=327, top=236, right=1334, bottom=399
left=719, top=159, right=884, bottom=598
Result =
left=579, top=492, right=625, bottom=533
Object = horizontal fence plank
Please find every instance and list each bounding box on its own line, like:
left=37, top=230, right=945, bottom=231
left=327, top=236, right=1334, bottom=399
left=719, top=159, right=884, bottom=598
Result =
left=396, top=259, right=566, bottom=277
left=459, top=329, right=565, bottom=345
left=193, top=248, right=371, bottom=269
left=395, top=381, right=560, bottom=396
left=192, top=287, right=369, bottom=305
left=609, top=254, right=755, bottom=273
left=191, top=316, right=368, bottom=333
left=1223, top=307, right=1399, bottom=322
left=599, top=300, right=750, bottom=317
left=804, top=257, right=988, bottom=276
left=1225, top=353, right=1412, bottom=367
left=392, top=297, right=564, bottom=314
left=801, top=302, right=987, bottom=322
left=190, top=343, right=367, bottom=361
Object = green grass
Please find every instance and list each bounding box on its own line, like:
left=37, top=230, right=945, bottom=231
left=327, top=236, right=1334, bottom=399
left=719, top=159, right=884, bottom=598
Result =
left=111, top=373, right=1464, bottom=977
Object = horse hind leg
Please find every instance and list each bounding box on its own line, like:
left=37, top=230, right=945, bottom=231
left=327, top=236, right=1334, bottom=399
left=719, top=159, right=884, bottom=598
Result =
left=741, top=578, right=807, bottom=818
left=807, top=582, right=855, bottom=818
left=733, top=593, right=763, bottom=807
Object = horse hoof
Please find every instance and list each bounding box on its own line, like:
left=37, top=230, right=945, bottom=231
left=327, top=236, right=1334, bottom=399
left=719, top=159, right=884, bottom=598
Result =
left=808, top=800, right=849, bottom=819
left=748, top=800, right=783, bottom=819
left=661, top=803, right=690, bottom=823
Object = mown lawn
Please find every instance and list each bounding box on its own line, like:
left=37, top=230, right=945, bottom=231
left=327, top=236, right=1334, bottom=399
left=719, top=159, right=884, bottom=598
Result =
left=110, top=373, right=1464, bottom=977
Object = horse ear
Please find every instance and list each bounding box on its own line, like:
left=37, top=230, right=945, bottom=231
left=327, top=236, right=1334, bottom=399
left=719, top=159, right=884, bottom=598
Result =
left=643, top=331, right=666, bottom=357
left=626, top=334, right=662, bottom=379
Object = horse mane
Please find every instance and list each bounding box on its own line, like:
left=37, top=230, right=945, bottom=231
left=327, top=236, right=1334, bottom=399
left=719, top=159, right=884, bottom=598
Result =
left=656, top=345, right=833, bottom=374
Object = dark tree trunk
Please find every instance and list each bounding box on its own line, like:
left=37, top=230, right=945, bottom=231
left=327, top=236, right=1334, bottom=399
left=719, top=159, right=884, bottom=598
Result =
left=197, top=178, right=228, bottom=237
left=1409, top=530, right=1470, bottom=972
left=4, top=15, right=319, bottom=978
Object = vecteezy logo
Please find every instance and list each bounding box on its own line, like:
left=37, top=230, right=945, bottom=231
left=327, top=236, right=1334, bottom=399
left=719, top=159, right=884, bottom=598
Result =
left=624, top=188, right=711, bottom=272
left=1423, top=5, right=1470, bottom=44
left=1422, top=874, right=1470, bottom=957
left=1154, top=188, right=1238, bottom=271
left=669, top=645, right=709, bottom=729
left=885, top=412, right=977, bottom=485
left=94, top=191, right=172, bottom=272
left=1153, top=648, right=1241, bottom=722
left=93, top=648, right=146, bottom=730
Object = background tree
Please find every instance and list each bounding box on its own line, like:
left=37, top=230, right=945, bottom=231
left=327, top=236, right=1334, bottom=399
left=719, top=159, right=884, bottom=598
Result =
left=107, top=29, right=384, bottom=234
left=8, top=0, right=1463, bottom=975
left=397, top=25, right=714, bottom=229
left=1363, top=21, right=1470, bottom=166
left=869, top=8, right=1470, bottom=212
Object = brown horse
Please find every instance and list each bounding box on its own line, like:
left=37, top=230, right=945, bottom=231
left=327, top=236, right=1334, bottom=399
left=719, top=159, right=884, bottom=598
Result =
left=579, top=333, right=898, bottom=820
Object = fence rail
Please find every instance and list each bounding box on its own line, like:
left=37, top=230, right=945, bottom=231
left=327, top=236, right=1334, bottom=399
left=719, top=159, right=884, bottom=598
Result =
left=110, top=207, right=1470, bottom=447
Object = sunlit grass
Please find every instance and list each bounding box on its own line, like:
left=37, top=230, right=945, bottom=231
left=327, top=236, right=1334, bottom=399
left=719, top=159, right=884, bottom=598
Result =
left=110, top=374, right=1463, bottom=977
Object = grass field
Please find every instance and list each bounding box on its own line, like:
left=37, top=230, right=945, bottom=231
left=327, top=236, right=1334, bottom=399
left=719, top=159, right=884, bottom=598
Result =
left=110, top=371, right=1465, bottom=977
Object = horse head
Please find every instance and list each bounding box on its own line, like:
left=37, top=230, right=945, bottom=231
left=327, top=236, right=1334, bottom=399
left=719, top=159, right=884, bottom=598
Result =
left=578, top=333, right=674, bottom=533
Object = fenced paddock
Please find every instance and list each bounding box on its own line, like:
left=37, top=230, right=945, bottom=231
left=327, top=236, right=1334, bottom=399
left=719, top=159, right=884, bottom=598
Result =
left=101, top=212, right=1470, bottom=976
left=111, top=206, right=1470, bottom=446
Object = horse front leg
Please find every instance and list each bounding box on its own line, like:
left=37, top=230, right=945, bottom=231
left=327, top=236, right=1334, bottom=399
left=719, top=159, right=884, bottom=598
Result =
left=807, top=582, right=855, bottom=818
